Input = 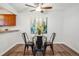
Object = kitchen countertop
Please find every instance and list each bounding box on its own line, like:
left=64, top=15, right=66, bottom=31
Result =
left=0, top=30, right=19, bottom=33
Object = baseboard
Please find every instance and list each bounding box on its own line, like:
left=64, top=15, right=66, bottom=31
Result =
left=16, top=42, right=64, bottom=44
left=54, top=42, right=79, bottom=54
left=53, top=42, right=64, bottom=44
left=0, top=44, right=16, bottom=56
left=0, top=42, right=24, bottom=56
left=63, top=42, right=79, bottom=54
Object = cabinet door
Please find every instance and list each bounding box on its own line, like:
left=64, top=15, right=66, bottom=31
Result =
left=4, top=14, right=16, bottom=26
left=0, top=15, right=4, bottom=26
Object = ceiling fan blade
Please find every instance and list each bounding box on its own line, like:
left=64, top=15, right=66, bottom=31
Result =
left=25, top=4, right=36, bottom=8
left=41, top=7, right=52, bottom=9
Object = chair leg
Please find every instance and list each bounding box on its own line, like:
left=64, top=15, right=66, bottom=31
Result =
left=44, top=45, right=47, bottom=55
left=50, top=44, right=54, bottom=55
left=33, top=50, right=36, bottom=56
left=52, top=45, right=54, bottom=55
left=50, top=44, right=53, bottom=51
left=27, top=46, right=29, bottom=51
left=23, top=45, right=27, bottom=55
left=31, top=46, right=33, bottom=52
left=42, top=50, right=45, bottom=56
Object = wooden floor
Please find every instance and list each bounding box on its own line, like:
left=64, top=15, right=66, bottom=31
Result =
left=3, top=44, right=79, bottom=56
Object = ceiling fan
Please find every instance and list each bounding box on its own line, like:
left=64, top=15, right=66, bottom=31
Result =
left=25, top=3, right=53, bottom=13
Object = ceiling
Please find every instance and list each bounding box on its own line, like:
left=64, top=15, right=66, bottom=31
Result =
left=1, top=3, right=79, bottom=14
left=9, top=3, right=35, bottom=12
left=10, top=3, right=79, bottom=13
left=10, top=3, right=54, bottom=13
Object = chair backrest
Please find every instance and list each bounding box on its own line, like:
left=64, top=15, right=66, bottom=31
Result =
left=22, top=32, right=29, bottom=44
left=50, top=32, right=56, bottom=42
left=36, top=36, right=43, bottom=49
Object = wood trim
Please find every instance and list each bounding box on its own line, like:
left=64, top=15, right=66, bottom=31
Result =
left=62, top=44, right=79, bottom=55
left=0, top=30, right=19, bottom=33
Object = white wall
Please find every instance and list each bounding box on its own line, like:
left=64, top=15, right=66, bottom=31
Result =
left=63, top=7, right=79, bottom=53
left=0, top=3, right=18, bottom=14
left=4, top=4, right=79, bottom=54
left=0, top=31, right=23, bottom=55
left=16, top=11, right=64, bottom=42
left=0, top=9, right=11, bottom=14
left=0, top=5, right=17, bottom=30
left=0, top=9, right=64, bottom=55
left=0, top=3, right=79, bottom=55
left=0, top=5, right=22, bottom=55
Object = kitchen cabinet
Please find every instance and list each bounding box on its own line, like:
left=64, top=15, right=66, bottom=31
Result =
left=0, top=15, right=4, bottom=26
left=0, top=14, right=16, bottom=26
left=4, top=14, right=16, bottom=26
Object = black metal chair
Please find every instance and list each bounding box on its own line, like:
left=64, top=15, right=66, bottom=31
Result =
left=33, top=36, right=45, bottom=56
left=44, top=32, right=56, bottom=55
left=22, top=32, right=34, bottom=55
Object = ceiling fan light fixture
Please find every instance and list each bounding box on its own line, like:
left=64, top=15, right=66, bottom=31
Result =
left=36, top=6, right=42, bottom=11
left=25, top=3, right=53, bottom=13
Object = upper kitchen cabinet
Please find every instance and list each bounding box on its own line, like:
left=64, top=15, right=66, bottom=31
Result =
left=0, top=15, right=4, bottom=26
left=0, top=14, right=16, bottom=26
left=4, top=14, right=16, bottom=26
